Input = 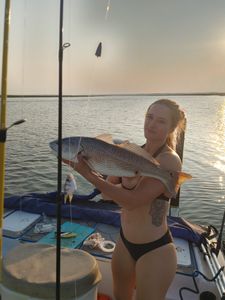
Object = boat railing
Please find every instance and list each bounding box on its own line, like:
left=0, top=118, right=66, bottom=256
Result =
left=201, top=243, right=225, bottom=299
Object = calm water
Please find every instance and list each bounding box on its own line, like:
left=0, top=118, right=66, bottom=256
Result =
left=3, top=95, right=225, bottom=230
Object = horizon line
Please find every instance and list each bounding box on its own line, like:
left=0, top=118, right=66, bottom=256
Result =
left=5, top=92, right=225, bottom=98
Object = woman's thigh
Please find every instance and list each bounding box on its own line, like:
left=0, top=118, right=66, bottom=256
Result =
left=135, top=243, right=177, bottom=300
left=111, top=237, right=136, bottom=300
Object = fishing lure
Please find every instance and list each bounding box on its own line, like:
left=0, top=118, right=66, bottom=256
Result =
left=55, top=231, right=77, bottom=239
left=63, top=173, right=77, bottom=204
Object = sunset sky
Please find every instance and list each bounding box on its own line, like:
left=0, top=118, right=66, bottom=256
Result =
left=1, top=0, right=225, bottom=95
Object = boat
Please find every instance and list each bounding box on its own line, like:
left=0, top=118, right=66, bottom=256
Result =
left=1, top=1, right=225, bottom=300
left=2, top=189, right=225, bottom=300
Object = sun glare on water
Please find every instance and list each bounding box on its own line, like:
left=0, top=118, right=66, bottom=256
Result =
left=214, top=162, right=225, bottom=174
left=212, top=100, right=225, bottom=174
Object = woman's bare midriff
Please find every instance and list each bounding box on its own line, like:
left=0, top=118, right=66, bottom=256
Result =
left=121, top=199, right=169, bottom=244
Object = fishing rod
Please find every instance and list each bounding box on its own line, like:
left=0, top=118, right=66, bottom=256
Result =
left=0, top=1, right=26, bottom=281
left=56, top=0, right=70, bottom=299
left=55, top=2, right=102, bottom=298
left=0, top=0, right=11, bottom=280
left=213, top=209, right=225, bottom=256
left=0, top=119, right=26, bottom=143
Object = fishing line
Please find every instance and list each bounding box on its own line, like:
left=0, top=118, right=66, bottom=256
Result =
left=69, top=200, right=73, bottom=224
left=86, top=0, right=111, bottom=100
left=80, top=0, right=111, bottom=139
left=61, top=3, right=112, bottom=296
left=65, top=0, right=111, bottom=203
left=62, top=0, right=81, bottom=220
left=74, top=277, right=77, bottom=299
left=20, top=0, right=27, bottom=103
left=105, top=0, right=111, bottom=20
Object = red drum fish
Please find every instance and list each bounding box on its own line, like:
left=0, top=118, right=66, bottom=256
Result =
left=50, top=134, right=192, bottom=197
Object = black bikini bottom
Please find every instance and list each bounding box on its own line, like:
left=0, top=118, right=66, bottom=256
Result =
left=120, top=228, right=173, bottom=261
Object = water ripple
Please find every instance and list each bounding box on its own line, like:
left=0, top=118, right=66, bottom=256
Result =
left=4, top=96, right=225, bottom=232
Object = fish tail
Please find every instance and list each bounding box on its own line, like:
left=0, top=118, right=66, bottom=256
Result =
left=177, top=171, right=192, bottom=185
left=68, top=194, right=73, bottom=203
left=64, top=194, right=73, bottom=204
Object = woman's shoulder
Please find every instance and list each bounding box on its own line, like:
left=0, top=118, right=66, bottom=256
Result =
left=157, top=148, right=182, bottom=172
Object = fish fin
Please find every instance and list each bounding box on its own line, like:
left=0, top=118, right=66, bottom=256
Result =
left=113, top=138, right=129, bottom=145
left=64, top=194, right=73, bottom=204
left=96, top=134, right=129, bottom=146
left=64, top=194, right=69, bottom=204
left=96, top=134, right=114, bottom=144
left=178, top=172, right=192, bottom=185
left=118, top=142, right=160, bottom=165
left=68, top=194, right=73, bottom=203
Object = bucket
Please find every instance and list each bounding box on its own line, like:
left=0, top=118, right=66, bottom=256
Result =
left=1, top=243, right=102, bottom=299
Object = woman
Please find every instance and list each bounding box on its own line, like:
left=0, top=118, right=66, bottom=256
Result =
left=66, top=99, right=186, bottom=300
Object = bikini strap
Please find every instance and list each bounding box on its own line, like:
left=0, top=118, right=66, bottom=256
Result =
left=152, top=142, right=167, bottom=158
left=141, top=142, right=167, bottom=158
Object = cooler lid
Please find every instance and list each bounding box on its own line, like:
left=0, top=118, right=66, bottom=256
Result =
left=2, top=243, right=101, bottom=299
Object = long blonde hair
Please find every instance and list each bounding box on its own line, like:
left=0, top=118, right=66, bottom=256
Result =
left=148, top=99, right=186, bottom=150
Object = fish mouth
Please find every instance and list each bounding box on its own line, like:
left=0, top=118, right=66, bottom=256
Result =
left=49, top=140, right=58, bottom=154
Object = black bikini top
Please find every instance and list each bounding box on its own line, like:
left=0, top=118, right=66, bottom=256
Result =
left=141, top=142, right=167, bottom=158
left=152, top=142, right=167, bottom=158
left=121, top=142, right=170, bottom=201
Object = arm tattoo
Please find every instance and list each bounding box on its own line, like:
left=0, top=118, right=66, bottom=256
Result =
left=150, top=199, right=167, bottom=227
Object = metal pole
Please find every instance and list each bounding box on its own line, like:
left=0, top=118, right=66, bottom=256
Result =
left=56, top=0, right=64, bottom=299
left=0, top=0, right=11, bottom=281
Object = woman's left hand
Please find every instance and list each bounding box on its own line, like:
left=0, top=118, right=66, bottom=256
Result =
left=122, top=174, right=141, bottom=190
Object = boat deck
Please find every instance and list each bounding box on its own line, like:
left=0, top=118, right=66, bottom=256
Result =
left=2, top=197, right=223, bottom=300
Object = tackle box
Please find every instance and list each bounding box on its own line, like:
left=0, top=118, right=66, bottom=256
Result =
left=3, top=210, right=41, bottom=238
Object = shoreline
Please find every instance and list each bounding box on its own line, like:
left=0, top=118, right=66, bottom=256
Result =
left=5, top=92, right=225, bottom=98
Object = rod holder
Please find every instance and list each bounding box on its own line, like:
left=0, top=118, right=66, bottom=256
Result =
left=0, top=119, right=26, bottom=143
